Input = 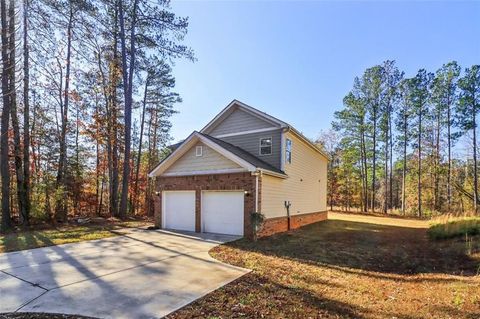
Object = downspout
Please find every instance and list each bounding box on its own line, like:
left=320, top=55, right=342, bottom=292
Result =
left=282, top=126, right=291, bottom=230
left=254, top=171, right=261, bottom=212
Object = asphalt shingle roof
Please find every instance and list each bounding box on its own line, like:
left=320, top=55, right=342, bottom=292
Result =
left=198, top=133, right=286, bottom=175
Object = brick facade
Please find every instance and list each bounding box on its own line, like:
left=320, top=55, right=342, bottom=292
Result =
left=154, top=172, right=327, bottom=239
left=154, top=172, right=259, bottom=238
left=257, top=211, right=328, bottom=237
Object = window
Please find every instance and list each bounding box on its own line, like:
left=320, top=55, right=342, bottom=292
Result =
left=260, top=137, right=272, bottom=155
left=286, top=138, right=292, bottom=163
left=196, top=145, right=203, bottom=157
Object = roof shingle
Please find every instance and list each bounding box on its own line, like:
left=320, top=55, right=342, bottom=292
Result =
left=198, top=132, right=286, bottom=175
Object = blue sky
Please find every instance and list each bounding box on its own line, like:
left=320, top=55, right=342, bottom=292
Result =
left=168, top=0, right=479, bottom=143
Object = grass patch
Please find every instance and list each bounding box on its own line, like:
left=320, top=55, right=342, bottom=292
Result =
left=428, top=217, right=480, bottom=240
left=0, top=219, right=152, bottom=253
left=168, top=214, right=480, bottom=319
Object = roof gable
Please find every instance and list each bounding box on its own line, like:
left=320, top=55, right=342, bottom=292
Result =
left=201, top=100, right=287, bottom=136
left=164, top=142, right=243, bottom=175
left=199, top=133, right=286, bottom=175
left=201, top=100, right=329, bottom=160
left=148, top=132, right=257, bottom=177
left=208, top=108, right=276, bottom=136
left=148, top=131, right=288, bottom=178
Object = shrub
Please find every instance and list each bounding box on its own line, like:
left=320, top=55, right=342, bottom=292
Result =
left=251, top=211, right=265, bottom=241
left=428, top=217, right=480, bottom=240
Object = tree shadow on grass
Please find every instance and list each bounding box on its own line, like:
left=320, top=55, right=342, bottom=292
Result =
left=2, top=231, right=164, bottom=318
left=226, top=220, right=480, bottom=277
left=167, top=272, right=367, bottom=319
left=1, top=231, right=40, bottom=253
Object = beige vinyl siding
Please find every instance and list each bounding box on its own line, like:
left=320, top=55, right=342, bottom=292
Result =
left=165, top=142, right=242, bottom=174
left=261, top=132, right=327, bottom=219
left=209, top=109, right=275, bottom=136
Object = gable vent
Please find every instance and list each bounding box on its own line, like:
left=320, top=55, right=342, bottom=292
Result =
left=196, top=146, right=203, bottom=157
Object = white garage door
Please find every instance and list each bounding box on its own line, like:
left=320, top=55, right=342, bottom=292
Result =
left=163, top=191, right=195, bottom=232
left=202, top=191, right=244, bottom=236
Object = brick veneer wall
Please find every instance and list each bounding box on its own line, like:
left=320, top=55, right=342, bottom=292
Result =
left=154, top=172, right=259, bottom=239
left=153, top=172, right=327, bottom=239
left=257, top=211, right=328, bottom=237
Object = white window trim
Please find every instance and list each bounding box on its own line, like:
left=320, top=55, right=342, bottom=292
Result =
left=195, top=145, right=203, bottom=157
left=259, top=137, right=272, bottom=156
left=286, top=138, right=292, bottom=164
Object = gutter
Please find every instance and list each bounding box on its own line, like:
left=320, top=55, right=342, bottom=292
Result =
left=258, top=168, right=287, bottom=179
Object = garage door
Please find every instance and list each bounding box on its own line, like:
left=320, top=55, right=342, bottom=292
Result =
left=163, top=191, right=195, bottom=232
left=202, top=191, right=244, bottom=236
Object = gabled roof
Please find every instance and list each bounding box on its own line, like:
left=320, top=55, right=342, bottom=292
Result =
left=148, top=131, right=287, bottom=178
left=200, top=100, right=288, bottom=134
left=201, top=99, right=330, bottom=160
left=198, top=133, right=285, bottom=175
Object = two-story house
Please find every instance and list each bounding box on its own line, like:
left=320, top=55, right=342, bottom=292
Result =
left=148, top=100, right=329, bottom=238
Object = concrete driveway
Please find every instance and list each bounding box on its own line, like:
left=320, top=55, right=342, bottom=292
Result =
left=0, top=229, right=249, bottom=318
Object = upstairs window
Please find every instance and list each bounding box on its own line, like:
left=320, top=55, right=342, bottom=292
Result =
left=196, top=145, right=203, bottom=157
left=260, top=137, right=272, bottom=155
left=286, top=139, right=292, bottom=163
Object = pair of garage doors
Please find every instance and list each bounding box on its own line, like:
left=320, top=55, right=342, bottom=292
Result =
left=162, top=191, right=244, bottom=236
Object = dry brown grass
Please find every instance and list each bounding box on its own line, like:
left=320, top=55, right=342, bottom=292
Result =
left=168, top=213, right=480, bottom=319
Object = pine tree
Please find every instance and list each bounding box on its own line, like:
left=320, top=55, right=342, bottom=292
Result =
left=361, top=66, right=383, bottom=213
left=431, top=61, right=461, bottom=212
left=456, top=65, right=480, bottom=214
left=396, top=78, right=414, bottom=214
left=410, top=69, right=433, bottom=217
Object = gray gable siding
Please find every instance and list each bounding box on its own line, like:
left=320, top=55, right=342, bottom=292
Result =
left=219, top=129, right=282, bottom=170
left=209, top=109, right=276, bottom=136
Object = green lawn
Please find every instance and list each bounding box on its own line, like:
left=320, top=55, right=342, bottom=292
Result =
left=0, top=220, right=152, bottom=253
left=428, top=217, right=480, bottom=239
left=168, top=213, right=480, bottom=319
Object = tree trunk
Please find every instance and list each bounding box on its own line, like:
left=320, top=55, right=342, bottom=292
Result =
left=361, top=129, right=368, bottom=212
left=118, top=0, right=139, bottom=219
left=55, top=6, right=74, bottom=222
left=11, top=79, right=26, bottom=223
left=418, top=105, right=423, bottom=217
left=371, top=105, right=377, bottom=213
left=434, top=108, right=440, bottom=211
left=96, top=133, right=100, bottom=215
left=150, top=109, right=159, bottom=217
left=73, top=103, right=80, bottom=216
left=389, top=105, right=393, bottom=210
left=447, top=96, right=452, bottom=212
left=402, top=113, right=407, bottom=215
left=31, top=91, right=38, bottom=178
left=384, top=110, right=388, bottom=214
left=132, top=77, right=149, bottom=215
left=0, top=0, right=11, bottom=231
left=22, top=0, right=31, bottom=225
left=146, top=109, right=154, bottom=216
left=9, top=0, right=28, bottom=224
left=473, top=100, right=478, bottom=214
left=109, top=3, right=120, bottom=218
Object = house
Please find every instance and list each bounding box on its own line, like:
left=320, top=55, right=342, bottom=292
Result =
left=148, top=100, right=329, bottom=238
